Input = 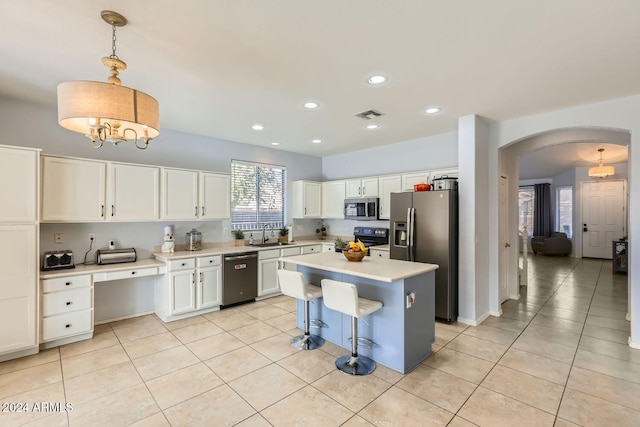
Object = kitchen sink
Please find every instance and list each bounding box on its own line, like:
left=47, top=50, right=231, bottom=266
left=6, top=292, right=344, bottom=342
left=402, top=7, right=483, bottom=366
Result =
left=250, top=242, right=291, bottom=247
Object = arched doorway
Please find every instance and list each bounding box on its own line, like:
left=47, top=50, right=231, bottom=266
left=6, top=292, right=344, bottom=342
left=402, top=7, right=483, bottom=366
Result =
left=498, top=127, right=630, bottom=310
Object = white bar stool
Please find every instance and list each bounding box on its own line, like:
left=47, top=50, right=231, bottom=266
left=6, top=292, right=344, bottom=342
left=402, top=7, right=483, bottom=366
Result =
left=277, top=270, right=325, bottom=350
left=321, top=279, right=383, bottom=375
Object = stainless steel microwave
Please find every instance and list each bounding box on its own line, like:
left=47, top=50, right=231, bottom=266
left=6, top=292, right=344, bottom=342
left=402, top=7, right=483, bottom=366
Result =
left=344, top=198, right=379, bottom=220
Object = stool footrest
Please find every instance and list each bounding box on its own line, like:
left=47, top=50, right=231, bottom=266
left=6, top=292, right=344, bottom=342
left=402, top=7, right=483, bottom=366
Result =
left=309, top=319, right=326, bottom=329
left=348, top=337, right=376, bottom=349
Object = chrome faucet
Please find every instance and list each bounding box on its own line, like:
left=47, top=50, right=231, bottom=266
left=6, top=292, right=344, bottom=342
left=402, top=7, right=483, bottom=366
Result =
left=262, top=223, right=270, bottom=244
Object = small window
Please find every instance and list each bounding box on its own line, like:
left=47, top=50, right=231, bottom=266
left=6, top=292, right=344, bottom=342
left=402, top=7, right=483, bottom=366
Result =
left=231, top=160, right=286, bottom=230
left=518, top=186, right=535, bottom=235
left=556, top=186, right=573, bottom=238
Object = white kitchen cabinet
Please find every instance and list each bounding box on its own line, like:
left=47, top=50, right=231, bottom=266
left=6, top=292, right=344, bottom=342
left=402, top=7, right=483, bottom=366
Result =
left=258, top=246, right=302, bottom=297
left=322, top=243, right=335, bottom=253
left=108, top=162, right=160, bottom=221
left=200, top=172, right=230, bottom=220
left=302, top=244, right=322, bottom=254
left=430, top=167, right=459, bottom=181
left=0, top=146, right=38, bottom=222
left=162, top=168, right=199, bottom=220
left=170, top=270, right=196, bottom=315
left=41, top=156, right=107, bottom=222
left=369, top=249, right=390, bottom=259
left=378, top=174, right=402, bottom=219
left=0, top=225, right=38, bottom=357
left=321, top=180, right=345, bottom=219
left=292, top=181, right=322, bottom=219
left=197, top=256, right=222, bottom=309
left=401, top=171, right=430, bottom=191
left=40, top=273, right=93, bottom=344
left=346, top=177, right=379, bottom=198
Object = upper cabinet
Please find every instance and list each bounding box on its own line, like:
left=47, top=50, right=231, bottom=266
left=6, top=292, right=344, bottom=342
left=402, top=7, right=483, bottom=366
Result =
left=346, top=177, right=379, bottom=198
left=162, top=168, right=199, bottom=220
left=109, top=163, right=160, bottom=221
left=378, top=175, right=402, bottom=220
left=199, top=172, right=230, bottom=220
left=162, top=169, right=230, bottom=221
left=401, top=171, right=430, bottom=192
left=321, top=180, right=345, bottom=219
left=0, top=146, right=39, bottom=223
left=292, top=181, right=322, bottom=218
left=42, top=156, right=107, bottom=222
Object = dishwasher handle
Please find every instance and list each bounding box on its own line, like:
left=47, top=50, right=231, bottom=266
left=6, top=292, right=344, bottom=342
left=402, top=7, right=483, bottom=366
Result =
left=224, top=253, right=258, bottom=261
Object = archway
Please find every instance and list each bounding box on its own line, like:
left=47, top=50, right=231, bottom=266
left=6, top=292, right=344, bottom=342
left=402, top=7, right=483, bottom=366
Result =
left=498, top=127, right=630, bottom=309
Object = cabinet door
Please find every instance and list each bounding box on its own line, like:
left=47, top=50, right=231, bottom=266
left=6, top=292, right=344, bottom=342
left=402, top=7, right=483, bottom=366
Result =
left=401, top=171, right=430, bottom=192
left=304, top=182, right=322, bottom=218
left=109, top=163, right=160, bottom=221
left=170, top=271, right=196, bottom=315
left=0, top=146, right=38, bottom=223
left=321, top=181, right=345, bottom=219
left=0, top=225, right=37, bottom=354
left=378, top=175, right=402, bottom=219
left=258, top=258, right=279, bottom=297
left=163, top=168, right=199, bottom=220
left=197, top=266, right=222, bottom=309
left=361, top=177, right=379, bottom=197
left=200, top=173, right=230, bottom=220
left=346, top=180, right=363, bottom=198
left=42, top=156, right=106, bottom=221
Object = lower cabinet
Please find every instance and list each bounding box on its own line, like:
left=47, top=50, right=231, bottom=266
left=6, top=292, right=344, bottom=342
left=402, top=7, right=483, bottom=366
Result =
left=40, top=274, right=93, bottom=346
left=369, top=249, right=390, bottom=259
left=158, top=256, right=222, bottom=321
left=258, top=246, right=302, bottom=298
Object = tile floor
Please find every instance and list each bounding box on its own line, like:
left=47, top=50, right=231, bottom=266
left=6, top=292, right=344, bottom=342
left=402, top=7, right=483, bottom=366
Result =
left=1, top=256, right=639, bottom=426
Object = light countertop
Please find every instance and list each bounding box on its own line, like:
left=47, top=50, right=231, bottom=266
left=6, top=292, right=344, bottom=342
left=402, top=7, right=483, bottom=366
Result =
left=370, top=244, right=390, bottom=251
left=283, top=252, right=438, bottom=282
left=153, top=240, right=330, bottom=261
left=40, top=258, right=165, bottom=279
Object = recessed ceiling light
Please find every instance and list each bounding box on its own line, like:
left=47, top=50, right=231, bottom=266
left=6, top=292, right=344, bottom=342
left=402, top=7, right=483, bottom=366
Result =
left=270, top=142, right=280, bottom=146
left=365, top=123, right=379, bottom=130
left=425, top=107, right=442, bottom=114
left=312, top=139, right=322, bottom=144
left=251, top=123, right=264, bottom=130
left=367, top=75, right=387, bottom=85
left=303, top=101, right=319, bottom=109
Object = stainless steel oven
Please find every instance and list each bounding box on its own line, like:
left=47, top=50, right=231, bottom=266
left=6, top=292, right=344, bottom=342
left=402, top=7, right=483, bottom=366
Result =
left=353, top=227, right=389, bottom=255
left=344, top=198, right=379, bottom=220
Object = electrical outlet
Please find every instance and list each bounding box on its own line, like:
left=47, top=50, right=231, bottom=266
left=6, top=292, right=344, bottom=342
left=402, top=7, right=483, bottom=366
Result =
left=54, top=233, right=64, bottom=244
left=223, top=227, right=228, bottom=234
left=88, top=233, right=95, bottom=241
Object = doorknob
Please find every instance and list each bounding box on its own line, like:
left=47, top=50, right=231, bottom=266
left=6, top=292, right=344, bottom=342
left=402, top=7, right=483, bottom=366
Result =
left=583, top=223, right=588, bottom=232
left=505, top=242, right=511, bottom=248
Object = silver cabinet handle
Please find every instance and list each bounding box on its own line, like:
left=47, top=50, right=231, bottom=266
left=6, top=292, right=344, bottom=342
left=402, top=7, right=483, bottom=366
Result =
left=101, top=205, right=104, bottom=217
left=363, top=186, right=365, bottom=195
left=111, top=205, right=115, bottom=216
left=195, top=206, right=198, bottom=217
left=201, top=206, right=205, bottom=216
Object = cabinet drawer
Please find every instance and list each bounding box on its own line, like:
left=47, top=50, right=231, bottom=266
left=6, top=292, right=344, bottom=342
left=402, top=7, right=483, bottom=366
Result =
left=281, top=247, right=301, bottom=257
left=42, top=274, right=91, bottom=293
left=302, top=245, right=322, bottom=254
left=370, top=250, right=390, bottom=259
left=41, top=309, right=92, bottom=342
left=197, top=255, right=221, bottom=267
left=259, top=249, right=280, bottom=260
left=168, top=258, right=195, bottom=271
left=42, top=287, right=92, bottom=317
left=322, top=244, right=335, bottom=253
left=94, top=267, right=159, bottom=282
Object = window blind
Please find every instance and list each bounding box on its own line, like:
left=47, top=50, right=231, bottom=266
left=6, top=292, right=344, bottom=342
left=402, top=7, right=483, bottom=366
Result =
left=231, top=160, right=286, bottom=230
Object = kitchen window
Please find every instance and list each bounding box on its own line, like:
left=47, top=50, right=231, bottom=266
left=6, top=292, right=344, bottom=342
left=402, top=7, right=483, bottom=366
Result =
left=231, top=160, right=286, bottom=231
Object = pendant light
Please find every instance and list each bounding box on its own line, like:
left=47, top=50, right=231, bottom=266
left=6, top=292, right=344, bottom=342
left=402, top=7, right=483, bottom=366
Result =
left=588, top=148, right=615, bottom=178
left=57, top=10, right=159, bottom=149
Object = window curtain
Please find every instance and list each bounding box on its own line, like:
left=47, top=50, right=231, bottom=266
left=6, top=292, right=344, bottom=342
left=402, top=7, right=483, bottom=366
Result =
left=533, top=183, right=553, bottom=237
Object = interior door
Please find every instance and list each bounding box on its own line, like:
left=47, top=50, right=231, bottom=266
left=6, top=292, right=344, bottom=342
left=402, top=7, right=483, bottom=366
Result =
left=499, top=175, right=510, bottom=302
left=582, top=180, right=625, bottom=259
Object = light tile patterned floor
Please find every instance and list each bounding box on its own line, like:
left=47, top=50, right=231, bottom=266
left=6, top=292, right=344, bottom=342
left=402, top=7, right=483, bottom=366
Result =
left=1, top=257, right=638, bottom=426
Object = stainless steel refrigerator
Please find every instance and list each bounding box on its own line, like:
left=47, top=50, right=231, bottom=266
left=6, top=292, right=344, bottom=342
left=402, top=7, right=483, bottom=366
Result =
left=390, top=190, right=458, bottom=322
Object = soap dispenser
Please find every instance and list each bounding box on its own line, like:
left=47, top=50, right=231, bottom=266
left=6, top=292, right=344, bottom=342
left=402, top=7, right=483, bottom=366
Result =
left=249, top=233, right=254, bottom=245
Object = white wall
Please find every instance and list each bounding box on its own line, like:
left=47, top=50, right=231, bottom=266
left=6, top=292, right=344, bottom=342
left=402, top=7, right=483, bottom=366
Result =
left=322, top=131, right=458, bottom=180
left=488, top=94, right=640, bottom=347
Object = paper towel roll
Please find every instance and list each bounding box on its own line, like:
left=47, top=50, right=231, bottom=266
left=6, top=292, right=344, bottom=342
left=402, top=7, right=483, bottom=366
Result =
left=287, top=225, right=293, bottom=242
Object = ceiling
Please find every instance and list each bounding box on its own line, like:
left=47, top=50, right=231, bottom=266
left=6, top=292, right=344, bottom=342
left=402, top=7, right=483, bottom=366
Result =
left=1, top=1, right=640, bottom=158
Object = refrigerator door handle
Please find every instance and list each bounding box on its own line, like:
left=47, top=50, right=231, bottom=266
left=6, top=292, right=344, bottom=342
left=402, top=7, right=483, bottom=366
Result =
left=408, top=207, right=416, bottom=262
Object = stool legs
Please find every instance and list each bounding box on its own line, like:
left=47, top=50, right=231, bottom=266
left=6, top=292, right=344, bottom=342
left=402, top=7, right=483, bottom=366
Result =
left=290, top=299, right=325, bottom=350
left=335, top=316, right=376, bottom=375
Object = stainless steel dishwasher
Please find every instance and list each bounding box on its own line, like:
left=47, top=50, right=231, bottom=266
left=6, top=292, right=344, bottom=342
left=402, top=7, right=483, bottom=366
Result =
left=222, top=251, right=258, bottom=307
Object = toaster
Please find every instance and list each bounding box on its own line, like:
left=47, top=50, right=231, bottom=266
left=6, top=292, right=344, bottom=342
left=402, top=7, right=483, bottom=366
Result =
left=42, top=250, right=75, bottom=271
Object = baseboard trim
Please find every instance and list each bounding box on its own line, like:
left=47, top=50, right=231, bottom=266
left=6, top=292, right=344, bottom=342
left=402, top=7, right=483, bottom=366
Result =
left=626, top=312, right=631, bottom=321
left=458, top=311, right=491, bottom=327
left=95, top=310, right=155, bottom=325
left=629, top=337, right=640, bottom=349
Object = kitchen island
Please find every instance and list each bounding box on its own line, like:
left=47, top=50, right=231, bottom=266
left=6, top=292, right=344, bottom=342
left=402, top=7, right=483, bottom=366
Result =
left=283, top=252, right=438, bottom=373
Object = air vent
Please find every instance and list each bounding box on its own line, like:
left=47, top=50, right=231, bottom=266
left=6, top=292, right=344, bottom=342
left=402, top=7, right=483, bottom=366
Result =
left=354, top=109, right=384, bottom=120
